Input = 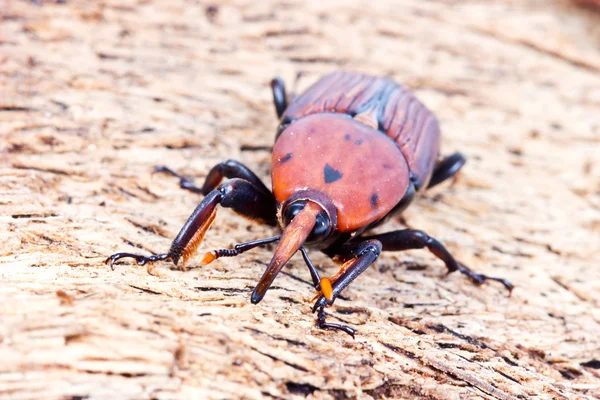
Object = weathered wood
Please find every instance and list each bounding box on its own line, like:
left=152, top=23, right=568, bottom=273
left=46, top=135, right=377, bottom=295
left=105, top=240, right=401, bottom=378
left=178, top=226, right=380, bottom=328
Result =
left=1, top=1, right=599, bottom=399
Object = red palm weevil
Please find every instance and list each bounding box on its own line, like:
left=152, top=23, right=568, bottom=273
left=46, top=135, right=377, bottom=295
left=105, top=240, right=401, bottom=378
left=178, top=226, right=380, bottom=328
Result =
left=106, top=71, right=513, bottom=337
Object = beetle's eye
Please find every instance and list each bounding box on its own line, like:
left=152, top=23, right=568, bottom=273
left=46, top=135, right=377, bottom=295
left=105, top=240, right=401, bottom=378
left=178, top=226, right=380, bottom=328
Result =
left=282, top=201, right=331, bottom=243
left=282, top=201, right=306, bottom=227
left=306, top=212, right=330, bottom=243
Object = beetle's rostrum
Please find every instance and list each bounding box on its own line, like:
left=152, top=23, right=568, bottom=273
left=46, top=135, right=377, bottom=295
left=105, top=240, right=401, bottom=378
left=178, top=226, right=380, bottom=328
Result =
left=106, top=71, right=513, bottom=337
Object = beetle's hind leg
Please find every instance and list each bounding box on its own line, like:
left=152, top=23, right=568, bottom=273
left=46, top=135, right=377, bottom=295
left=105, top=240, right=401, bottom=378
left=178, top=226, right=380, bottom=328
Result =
left=153, top=160, right=272, bottom=198
left=427, top=152, right=466, bottom=189
left=106, top=178, right=277, bottom=270
left=361, top=229, right=513, bottom=293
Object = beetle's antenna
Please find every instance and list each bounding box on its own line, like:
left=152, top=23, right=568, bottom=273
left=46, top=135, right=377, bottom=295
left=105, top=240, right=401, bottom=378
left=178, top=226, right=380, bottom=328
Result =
left=251, top=202, right=321, bottom=304
left=199, top=236, right=281, bottom=265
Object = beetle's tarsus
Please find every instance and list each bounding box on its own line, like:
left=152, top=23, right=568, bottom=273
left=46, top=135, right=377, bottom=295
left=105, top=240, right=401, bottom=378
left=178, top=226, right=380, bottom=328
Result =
left=315, top=306, right=356, bottom=338
left=453, top=263, right=514, bottom=294
left=152, top=165, right=179, bottom=177
left=152, top=165, right=204, bottom=194
left=105, top=252, right=171, bottom=270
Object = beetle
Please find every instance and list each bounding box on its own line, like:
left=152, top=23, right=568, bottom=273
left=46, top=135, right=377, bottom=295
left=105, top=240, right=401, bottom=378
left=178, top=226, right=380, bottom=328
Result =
left=106, top=71, right=513, bottom=336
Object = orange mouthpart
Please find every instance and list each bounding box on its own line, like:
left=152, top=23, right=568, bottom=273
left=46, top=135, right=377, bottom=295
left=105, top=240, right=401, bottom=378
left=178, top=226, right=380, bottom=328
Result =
left=251, top=201, right=322, bottom=303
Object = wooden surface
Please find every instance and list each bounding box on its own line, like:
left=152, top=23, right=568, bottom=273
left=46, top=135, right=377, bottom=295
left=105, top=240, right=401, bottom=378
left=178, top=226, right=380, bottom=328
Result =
left=1, top=1, right=599, bottom=399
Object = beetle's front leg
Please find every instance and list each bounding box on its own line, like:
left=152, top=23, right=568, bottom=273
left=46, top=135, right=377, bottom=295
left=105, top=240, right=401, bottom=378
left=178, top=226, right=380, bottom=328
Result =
left=312, top=239, right=382, bottom=337
left=106, top=178, right=277, bottom=270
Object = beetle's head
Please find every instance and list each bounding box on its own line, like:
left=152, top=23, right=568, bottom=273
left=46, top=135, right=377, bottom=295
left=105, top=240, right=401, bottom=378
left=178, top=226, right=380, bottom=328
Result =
left=250, top=190, right=336, bottom=304
left=278, top=189, right=337, bottom=246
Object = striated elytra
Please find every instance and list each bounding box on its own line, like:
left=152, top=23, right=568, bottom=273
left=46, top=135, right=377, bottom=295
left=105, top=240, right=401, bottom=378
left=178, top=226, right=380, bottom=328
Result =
left=106, top=72, right=513, bottom=337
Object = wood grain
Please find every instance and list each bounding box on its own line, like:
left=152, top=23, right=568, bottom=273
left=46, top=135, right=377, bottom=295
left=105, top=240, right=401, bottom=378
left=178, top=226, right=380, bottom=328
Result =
left=1, top=1, right=599, bottom=399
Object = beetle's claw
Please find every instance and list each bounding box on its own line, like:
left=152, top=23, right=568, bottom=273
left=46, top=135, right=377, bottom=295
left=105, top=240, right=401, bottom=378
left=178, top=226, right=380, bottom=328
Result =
left=315, top=306, right=356, bottom=338
left=105, top=255, right=117, bottom=271
left=105, top=253, right=139, bottom=270
left=454, top=263, right=514, bottom=295
left=105, top=252, right=171, bottom=271
left=152, top=165, right=178, bottom=177
left=489, top=277, right=514, bottom=295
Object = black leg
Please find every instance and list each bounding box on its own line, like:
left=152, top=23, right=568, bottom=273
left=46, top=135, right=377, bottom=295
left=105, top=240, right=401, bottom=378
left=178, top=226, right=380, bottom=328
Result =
left=271, top=77, right=288, bottom=119
left=106, top=178, right=277, bottom=269
left=153, top=159, right=272, bottom=200
left=152, top=166, right=204, bottom=194
left=362, top=229, right=513, bottom=292
left=300, top=247, right=322, bottom=290
left=427, top=152, right=466, bottom=189
left=316, top=306, right=356, bottom=338
left=313, top=240, right=382, bottom=309
left=312, top=240, right=382, bottom=336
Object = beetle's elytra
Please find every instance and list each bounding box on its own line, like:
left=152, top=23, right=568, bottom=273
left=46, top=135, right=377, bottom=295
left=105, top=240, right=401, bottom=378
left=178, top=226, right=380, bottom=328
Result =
left=107, top=71, right=512, bottom=336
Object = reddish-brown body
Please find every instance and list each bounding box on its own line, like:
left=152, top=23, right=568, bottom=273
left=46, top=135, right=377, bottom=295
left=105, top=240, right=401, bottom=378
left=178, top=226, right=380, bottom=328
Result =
left=273, top=71, right=441, bottom=235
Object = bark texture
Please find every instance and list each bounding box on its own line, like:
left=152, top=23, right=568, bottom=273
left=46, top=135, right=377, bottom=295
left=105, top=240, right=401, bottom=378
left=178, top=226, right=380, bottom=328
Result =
left=1, top=1, right=599, bottom=399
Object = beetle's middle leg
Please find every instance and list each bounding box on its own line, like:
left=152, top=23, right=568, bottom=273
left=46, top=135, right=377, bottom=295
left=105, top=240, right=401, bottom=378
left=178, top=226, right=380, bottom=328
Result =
left=361, top=229, right=513, bottom=292
left=153, top=159, right=272, bottom=198
left=106, top=178, right=277, bottom=270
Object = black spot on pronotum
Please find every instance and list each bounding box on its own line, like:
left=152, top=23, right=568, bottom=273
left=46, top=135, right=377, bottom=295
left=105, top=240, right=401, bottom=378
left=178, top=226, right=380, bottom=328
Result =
left=355, top=139, right=363, bottom=145
left=344, top=134, right=351, bottom=140
left=382, top=164, right=392, bottom=169
left=279, top=153, right=292, bottom=163
left=324, top=164, right=343, bottom=184
left=370, top=193, right=379, bottom=208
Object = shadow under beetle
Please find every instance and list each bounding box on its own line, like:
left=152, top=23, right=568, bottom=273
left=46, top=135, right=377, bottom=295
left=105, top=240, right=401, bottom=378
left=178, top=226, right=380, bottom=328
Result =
left=107, top=72, right=513, bottom=337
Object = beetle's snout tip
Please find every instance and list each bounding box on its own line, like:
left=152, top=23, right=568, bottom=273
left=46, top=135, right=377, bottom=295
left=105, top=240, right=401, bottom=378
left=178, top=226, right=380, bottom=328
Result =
left=250, top=290, right=264, bottom=305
